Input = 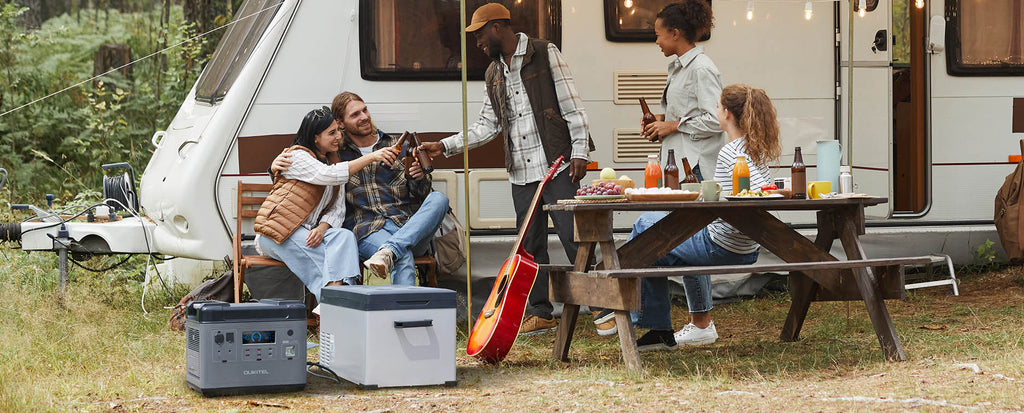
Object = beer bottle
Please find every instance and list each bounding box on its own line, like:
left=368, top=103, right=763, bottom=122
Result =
left=639, top=97, right=656, bottom=128
left=732, top=156, right=750, bottom=195
left=663, top=149, right=680, bottom=189
left=681, top=157, right=699, bottom=183
left=409, top=132, right=434, bottom=174
left=792, top=146, right=807, bottom=199
left=644, top=154, right=662, bottom=188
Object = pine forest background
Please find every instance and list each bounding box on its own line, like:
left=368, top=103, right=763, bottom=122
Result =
left=0, top=0, right=241, bottom=205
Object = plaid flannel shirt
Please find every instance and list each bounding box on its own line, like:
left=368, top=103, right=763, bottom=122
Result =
left=339, top=130, right=433, bottom=240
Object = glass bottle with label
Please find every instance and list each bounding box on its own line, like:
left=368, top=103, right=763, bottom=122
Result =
left=792, top=147, right=807, bottom=199
left=681, top=157, right=699, bottom=183
left=663, top=149, right=680, bottom=189
left=644, top=154, right=662, bottom=188
left=732, top=156, right=750, bottom=195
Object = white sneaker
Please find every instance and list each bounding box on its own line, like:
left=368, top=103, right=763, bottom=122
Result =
left=673, top=321, right=718, bottom=346
left=364, top=248, right=396, bottom=279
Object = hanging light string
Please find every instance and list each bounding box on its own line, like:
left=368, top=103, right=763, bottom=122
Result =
left=0, top=2, right=285, bottom=120
left=705, top=0, right=871, bottom=22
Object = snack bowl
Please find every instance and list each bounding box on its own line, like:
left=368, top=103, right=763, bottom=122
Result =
left=592, top=179, right=636, bottom=189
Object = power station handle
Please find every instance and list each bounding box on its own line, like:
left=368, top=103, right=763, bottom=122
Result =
left=394, top=320, right=432, bottom=329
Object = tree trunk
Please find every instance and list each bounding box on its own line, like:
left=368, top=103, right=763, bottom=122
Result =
left=93, top=44, right=133, bottom=88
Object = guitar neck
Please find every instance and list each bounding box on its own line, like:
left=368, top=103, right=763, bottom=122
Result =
left=509, top=156, right=565, bottom=258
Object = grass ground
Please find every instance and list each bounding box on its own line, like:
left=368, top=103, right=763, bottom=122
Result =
left=1, top=246, right=1022, bottom=412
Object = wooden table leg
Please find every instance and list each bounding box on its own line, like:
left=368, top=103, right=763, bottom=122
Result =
left=782, top=211, right=836, bottom=341
left=837, top=213, right=906, bottom=361
left=781, top=271, right=818, bottom=342
left=614, top=310, right=641, bottom=371
left=553, top=242, right=595, bottom=361
left=554, top=303, right=580, bottom=361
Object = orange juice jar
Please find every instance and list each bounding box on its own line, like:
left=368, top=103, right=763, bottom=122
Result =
left=732, top=155, right=750, bottom=195
left=644, top=154, right=662, bottom=188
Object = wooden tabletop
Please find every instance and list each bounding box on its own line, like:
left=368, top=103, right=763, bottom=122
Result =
left=546, top=197, right=888, bottom=212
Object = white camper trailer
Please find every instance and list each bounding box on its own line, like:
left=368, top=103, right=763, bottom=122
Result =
left=14, top=0, right=1020, bottom=278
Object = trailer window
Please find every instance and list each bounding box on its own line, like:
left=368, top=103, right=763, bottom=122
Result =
left=604, top=0, right=711, bottom=43
left=195, top=0, right=284, bottom=104
left=947, top=0, right=1024, bottom=76
left=360, top=0, right=562, bottom=81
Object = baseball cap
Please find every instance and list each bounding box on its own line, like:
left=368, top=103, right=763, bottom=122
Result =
left=465, top=3, right=511, bottom=32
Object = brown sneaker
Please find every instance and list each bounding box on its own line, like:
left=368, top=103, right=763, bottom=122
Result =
left=518, top=314, right=557, bottom=336
left=364, top=248, right=396, bottom=279
left=594, top=310, right=618, bottom=336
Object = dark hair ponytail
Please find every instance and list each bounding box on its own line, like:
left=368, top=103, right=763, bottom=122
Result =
left=720, top=84, right=781, bottom=165
left=292, top=106, right=335, bottom=162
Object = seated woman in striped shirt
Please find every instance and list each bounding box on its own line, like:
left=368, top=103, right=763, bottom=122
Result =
left=254, top=107, right=397, bottom=305
left=632, top=84, right=782, bottom=351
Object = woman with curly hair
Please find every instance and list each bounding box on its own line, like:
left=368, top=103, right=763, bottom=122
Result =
left=641, top=0, right=726, bottom=185
left=633, top=84, right=781, bottom=352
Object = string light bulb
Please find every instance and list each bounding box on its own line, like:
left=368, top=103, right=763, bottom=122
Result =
left=746, top=0, right=754, bottom=21
left=858, top=0, right=867, bottom=17
left=804, top=1, right=813, bottom=20
left=624, top=0, right=633, bottom=8
left=915, top=0, right=924, bottom=8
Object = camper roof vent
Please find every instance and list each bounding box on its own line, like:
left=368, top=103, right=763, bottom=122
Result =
left=613, top=129, right=662, bottom=163
left=613, top=71, right=667, bottom=105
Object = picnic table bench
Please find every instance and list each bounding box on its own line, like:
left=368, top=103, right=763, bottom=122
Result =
left=543, top=197, right=925, bottom=371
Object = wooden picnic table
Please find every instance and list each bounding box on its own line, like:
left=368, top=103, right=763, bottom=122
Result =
left=543, top=197, right=927, bottom=371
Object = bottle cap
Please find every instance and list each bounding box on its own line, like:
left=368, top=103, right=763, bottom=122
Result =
left=648, top=154, right=658, bottom=159
left=840, top=166, right=851, bottom=173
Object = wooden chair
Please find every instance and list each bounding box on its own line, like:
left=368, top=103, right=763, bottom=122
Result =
left=232, top=182, right=439, bottom=303
left=233, top=182, right=287, bottom=303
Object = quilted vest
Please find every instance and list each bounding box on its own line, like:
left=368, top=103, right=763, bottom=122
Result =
left=254, top=146, right=339, bottom=244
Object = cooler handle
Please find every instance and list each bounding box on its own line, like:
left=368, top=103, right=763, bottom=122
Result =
left=394, top=320, right=433, bottom=329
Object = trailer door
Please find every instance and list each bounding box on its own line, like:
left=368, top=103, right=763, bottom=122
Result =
left=843, top=0, right=893, bottom=218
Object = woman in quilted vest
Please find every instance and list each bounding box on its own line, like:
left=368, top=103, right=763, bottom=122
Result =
left=255, top=107, right=397, bottom=303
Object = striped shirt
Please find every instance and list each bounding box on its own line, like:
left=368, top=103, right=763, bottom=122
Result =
left=339, top=130, right=433, bottom=240
left=279, top=149, right=349, bottom=230
left=441, top=33, right=590, bottom=185
left=707, top=138, right=773, bottom=254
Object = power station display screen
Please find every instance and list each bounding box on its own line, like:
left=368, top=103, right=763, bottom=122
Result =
left=241, top=330, right=275, bottom=344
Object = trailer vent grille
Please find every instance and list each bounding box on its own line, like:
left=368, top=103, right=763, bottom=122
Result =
left=613, top=71, right=667, bottom=105
left=614, top=129, right=662, bottom=163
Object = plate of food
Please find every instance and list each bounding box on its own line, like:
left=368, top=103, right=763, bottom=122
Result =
left=575, top=194, right=626, bottom=201
left=624, top=187, right=700, bottom=202
left=724, top=193, right=786, bottom=200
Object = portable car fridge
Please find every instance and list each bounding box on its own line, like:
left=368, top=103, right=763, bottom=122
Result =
left=318, top=285, right=457, bottom=389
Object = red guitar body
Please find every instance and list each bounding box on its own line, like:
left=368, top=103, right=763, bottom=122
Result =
left=466, top=156, right=564, bottom=363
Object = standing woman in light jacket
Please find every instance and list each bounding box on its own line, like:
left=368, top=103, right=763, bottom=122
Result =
left=642, top=0, right=726, bottom=183
left=254, top=107, right=397, bottom=302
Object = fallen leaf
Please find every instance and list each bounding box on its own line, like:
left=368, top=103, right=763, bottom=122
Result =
left=246, top=400, right=290, bottom=409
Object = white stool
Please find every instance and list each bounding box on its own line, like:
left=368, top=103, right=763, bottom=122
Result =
left=904, top=254, right=959, bottom=296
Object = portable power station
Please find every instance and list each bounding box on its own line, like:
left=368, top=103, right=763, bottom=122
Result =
left=185, top=299, right=307, bottom=396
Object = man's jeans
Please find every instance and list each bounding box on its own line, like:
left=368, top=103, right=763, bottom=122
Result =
left=629, top=212, right=758, bottom=330
left=357, top=191, right=449, bottom=285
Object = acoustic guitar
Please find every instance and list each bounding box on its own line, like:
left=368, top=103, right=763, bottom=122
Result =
left=467, top=156, right=565, bottom=363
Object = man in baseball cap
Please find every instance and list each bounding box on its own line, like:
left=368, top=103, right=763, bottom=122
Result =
left=422, top=3, right=611, bottom=337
